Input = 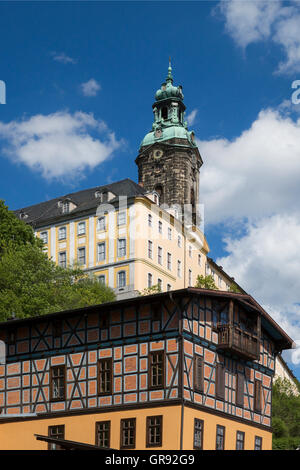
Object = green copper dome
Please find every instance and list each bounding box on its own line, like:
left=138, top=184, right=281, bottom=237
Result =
left=155, top=62, right=184, bottom=102
left=140, top=61, right=196, bottom=148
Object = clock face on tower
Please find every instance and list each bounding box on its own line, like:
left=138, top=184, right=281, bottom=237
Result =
left=153, top=149, right=164, bottom=160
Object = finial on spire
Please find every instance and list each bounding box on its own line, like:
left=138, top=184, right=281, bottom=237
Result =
left=167, top=57, right=173, bottom=83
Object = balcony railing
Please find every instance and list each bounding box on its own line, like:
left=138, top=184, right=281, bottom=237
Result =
left=217, top=324, right=260, bottom=361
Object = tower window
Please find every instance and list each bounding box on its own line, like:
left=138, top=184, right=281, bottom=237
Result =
left=161, top=107, right=168, bottom=120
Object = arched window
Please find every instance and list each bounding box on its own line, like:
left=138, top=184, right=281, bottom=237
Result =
left=154, top=185, right=163, bottom=204
left=161, top=107, right=168, bottom=120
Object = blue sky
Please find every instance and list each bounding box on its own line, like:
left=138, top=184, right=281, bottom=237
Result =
left=0, top=0, right=300, bottom=378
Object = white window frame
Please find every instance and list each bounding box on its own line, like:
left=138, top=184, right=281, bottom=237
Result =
left=167, top=252, right=172, bottom=270
left=118, top=271, right=126, bottom=288
left=177, top=260, right=181, bottom=278
left=178, top=235, right=181, bottom=248
left=168, top=228, right=172, bottom=240
left=58, top=226, right=67, bottom=240
left=78, top=247, right=86, bottom=265
left=77, top=221, right=86, bottom=236
left=58, top=251, right=66, bottom=268
left=148, top=240, right=153, bottom=259
left=148, top=273, right=153, bottom=288
left=158, top=221, right=162, bottom=234
left=97, top=242, right=106, bottom=262
left=97, top=216, right=106, bottom=231
left=98, top=275, right=106, bottom=285
left=40, top=231, right=48, bottom=244
left=117, top=211, right=126, bottom=226
left=117, top=238, right=126, bottom=258
left=148, top=214, right=152, bottom=227
left=158, top=246, right=163, bottom=265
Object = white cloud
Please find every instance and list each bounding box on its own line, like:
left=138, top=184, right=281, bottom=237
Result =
left=0, top=111, right=121, bottom=181
left=51, top=52, right=77, bottom=64
left=80, top=79, right=101, bottom=97
left=198, top=104, right=300, bottom=355
left=186, top=109, right=198, bottom=126
left=198, top=107, right=300, bottom=225
left=218, top=0, right=300, bottom=74
left=216, top=214, right=300, bottom=343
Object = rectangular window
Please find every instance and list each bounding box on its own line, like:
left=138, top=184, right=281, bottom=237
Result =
left=117, top=271, right=126, bottom=288
left=189, top=269, right=192, bottom=286
left=149, top=351, right=164, bottom=389
left=117, top=238, right=126, bottom=257
left=236, top=431, right=245, bottom=450
left=40, top=231, right=48, bottom=244
left=189, top=245, right=192, bottom=257
left=97, top=216, right=106, bottom=231
left=205, top=263, right=210, bottom=276
left=157, top=278, right=162, bottom=291
left=236, top=372, right=244, bottom=407
left=216, top=425, right=225, bottom=450
left=117, top=211, right=126, bottom=226
left=58, top=251, right=67, bottom=268
left=97, top=242, right=106, bottom=262
left=62, top=201, right=69, bottom=214
left=48, top=425, right=65, bottom=450
left=148, top=272, right=153, bottom=288
left=77, top=221, right=86, bottom=235
left=148, top=240, right=153, bottom=259
left=95, top=421, right=110, bottom=449
left=194, top=419, right=204, bottom=450
left=158, top=246, right=162, bottom=265
left=194, top=355, right=204, bottom=393
left=177, top=260, right=181, bottom=278
left=158, top=221, right=162, bottom=234
left=178, top=235, right=181, bottom=247
left=254, top=380, right=262, bottom=412
left=218, top=276, right=222, bottom=288
left=120, top=418, right=136, bottom=449
left=146, top=416, right=163, bottom=447
left=77, top=247, right=86, bottom=265
left=198, top=254, right=201, bottom=266
left=254, top=436, right=262, bottom=450
left=58, top=226, right=66, bottom=240
left=98, top=275, right=106, bottom=285
left=50, top=366, right=66, bottom=401
left=167, top=252, right=172, bottom=270
left=148, top=214, right=152, bottom=227
left=168, top=228, right=172, bottom=240
left=216, top=363, right=225, bottom=400
left=167, top=284, right=171, bottom=291
left=98, top=358, right=112, bottom=395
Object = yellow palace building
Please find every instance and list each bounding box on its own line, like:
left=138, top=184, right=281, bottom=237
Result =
left=0, top=64, right=294, bottom=450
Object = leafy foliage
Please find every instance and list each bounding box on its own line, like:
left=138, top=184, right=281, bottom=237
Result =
left=272, top=377, right=300, bottom=450
left=195, top=274, right=217, bottom=290
left=229, top=283, right=241, bottom=293
left=139, top=284, right=162, bottom=296
left=0, top=200, right=115, bottom=320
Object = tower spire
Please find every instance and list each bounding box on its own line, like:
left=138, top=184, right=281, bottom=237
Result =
left=167, top=57, right=173, bottom=83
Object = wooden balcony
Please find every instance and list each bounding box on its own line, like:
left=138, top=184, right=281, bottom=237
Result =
left=217, top=324, right=260, bottom=361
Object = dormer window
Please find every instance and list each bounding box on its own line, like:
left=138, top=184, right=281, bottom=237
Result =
left=62, top=201, right=70, bottom=214
left=19, top=212, right=28, bottom=220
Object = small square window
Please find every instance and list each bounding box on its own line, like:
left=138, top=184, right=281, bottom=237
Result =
left=48, top=425, right=65, bottom=450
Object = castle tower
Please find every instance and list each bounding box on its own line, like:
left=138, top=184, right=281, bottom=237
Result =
left=135, top=61, right=203, bottom=224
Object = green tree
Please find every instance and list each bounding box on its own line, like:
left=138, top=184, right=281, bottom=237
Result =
left=0, top=200, right=115, bottom=320
left=139, top=284, right=162, bottom=296
left=272, top=377, right=300, bottom=450
left=0, top=200, right=40, bottom=253
left=229, top=283, right=241, bottom=293
left=195, top=274, right=217, bottom=290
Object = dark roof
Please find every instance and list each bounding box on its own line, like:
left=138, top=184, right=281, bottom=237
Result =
left=34, top=434, right=112, bottom=450
left=0, top=287, right=294, bottom=351
left=14, top=178, right=146, bottom=227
